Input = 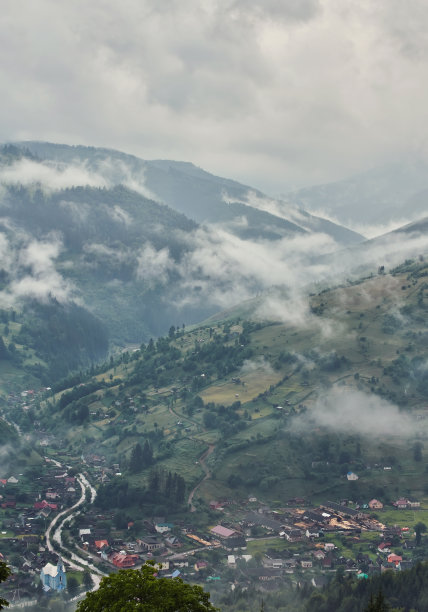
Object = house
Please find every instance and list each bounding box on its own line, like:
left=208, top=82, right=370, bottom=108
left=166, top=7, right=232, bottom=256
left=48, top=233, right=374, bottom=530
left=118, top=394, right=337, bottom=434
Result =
left=209, top=501, right=223, bottom=510
left=408, top=500, right=421, bottom=509
left=155, top=523, right=174, bottom=534
left=347, top=472, right=359, bottom=481
left=378, top=542, right=391, bottom=553
left=7, top=476, right=18, bottom=484
left=227, top=555, right=236, bottom=568
left=262, top=558, right=284, bottom=569
left=95, top=540, right=109, bottom=550
left=246, top=568, right=282, bottom=581
left=46, top=491, right=60, bottom=500
left=394, top=498, right=408, bottom=509
left=210, top=525, right=236, bottom=539
left=40, top=559, right=67, bottom=592
left=369, top=499, right=383, bottom=510
left=305, top=528, right=319, bottom=539
left=282, top=528, right=303, bottom=542
left=300, top=560, right=313, bottom=569
left=34, top=500, right=58, bottom=511
left=165, top=536, right=181, bottom=548
left=194, top=561, right=208, bottom=572
left=110, top=552, right=139, bottom=568
left=313, top=550, right=326, bottom=560
left=387, top=554, right=403, bottom=566
left=137, top=536, right=162, bottom=552
left=324, top=543, right=335, bottom=552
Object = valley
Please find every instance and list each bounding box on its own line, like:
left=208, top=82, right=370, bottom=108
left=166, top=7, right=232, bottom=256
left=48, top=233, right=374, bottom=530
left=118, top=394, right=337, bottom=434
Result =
left=1, top=256, right=428, bottom=610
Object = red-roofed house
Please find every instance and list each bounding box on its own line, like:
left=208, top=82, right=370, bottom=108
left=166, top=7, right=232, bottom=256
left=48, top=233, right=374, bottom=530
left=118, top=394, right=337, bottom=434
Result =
left=95, top=540, right=109, bottom=550
left=394, top=498, right=408, bottom=509
left=34, top=500, right=58, bottom=511
left=110, top=552, right=139, bottom=568
left=387, top=554, right=403, bottom=566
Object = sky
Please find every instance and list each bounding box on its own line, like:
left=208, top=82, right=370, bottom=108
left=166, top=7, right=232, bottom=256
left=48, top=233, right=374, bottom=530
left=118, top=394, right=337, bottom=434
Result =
left=2, top=0, right=428, bottom=193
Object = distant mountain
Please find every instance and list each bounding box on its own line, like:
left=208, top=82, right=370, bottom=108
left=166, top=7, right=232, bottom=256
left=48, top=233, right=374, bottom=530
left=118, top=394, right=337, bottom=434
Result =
left=13, top=141, right=363, bottom=245
left=286, top=159, right=428, bottom=226
left=0, top=141, right=366, bottom=381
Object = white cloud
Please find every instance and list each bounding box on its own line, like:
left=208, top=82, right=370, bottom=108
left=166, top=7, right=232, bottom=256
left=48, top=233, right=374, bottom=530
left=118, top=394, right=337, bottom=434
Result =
left=294, top=386, right=425, bottom=438
left=136, top=243, right=176, bottom=284
left=0, top=233, right=76, bottom=306
left=0, top=158, right=108, bottom=190
left=1, top=1, right=428, bottom=192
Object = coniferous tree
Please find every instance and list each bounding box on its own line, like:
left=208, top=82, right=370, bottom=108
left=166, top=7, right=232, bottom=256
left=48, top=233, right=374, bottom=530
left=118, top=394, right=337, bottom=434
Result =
left=130, top=443, right=144, bottom=473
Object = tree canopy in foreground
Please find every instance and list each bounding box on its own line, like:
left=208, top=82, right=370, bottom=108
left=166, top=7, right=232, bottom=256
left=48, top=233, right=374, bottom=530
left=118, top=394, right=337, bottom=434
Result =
left=0, top=561, right=11, bottom=610
left=76, top=562, right=218, bottom=612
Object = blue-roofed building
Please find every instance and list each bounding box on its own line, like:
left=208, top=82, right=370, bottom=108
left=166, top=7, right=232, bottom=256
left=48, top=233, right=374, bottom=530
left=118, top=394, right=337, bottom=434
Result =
left=40, top=558, right=67, bottom=592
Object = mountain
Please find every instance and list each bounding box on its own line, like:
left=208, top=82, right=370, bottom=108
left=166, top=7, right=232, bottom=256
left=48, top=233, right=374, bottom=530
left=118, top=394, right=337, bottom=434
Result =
left=12, top=141, right=363, bottom=245
left=0, top=142, right=364, bottom=357
left=286, top=158, right=428, bottom=227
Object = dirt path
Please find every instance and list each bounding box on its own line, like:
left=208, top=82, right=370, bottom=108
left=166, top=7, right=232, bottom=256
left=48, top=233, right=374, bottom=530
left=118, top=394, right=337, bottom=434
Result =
left=167, top=403, right=216, bottom=511
left=187, top=443, right=215, bottom=511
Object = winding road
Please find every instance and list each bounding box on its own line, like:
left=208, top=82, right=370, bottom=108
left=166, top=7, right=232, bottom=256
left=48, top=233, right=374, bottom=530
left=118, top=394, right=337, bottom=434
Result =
left=45, top=471, right=106, bottom=588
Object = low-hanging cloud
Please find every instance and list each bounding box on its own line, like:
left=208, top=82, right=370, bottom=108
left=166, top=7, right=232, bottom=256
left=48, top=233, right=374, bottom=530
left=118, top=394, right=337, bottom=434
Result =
left=0, top=158, right=108, bottom=191
left=0, top=232, right=76, bottom=307
left=293, top=387, right=425, bottom=439
left=240, top=356, right=275, bottom=376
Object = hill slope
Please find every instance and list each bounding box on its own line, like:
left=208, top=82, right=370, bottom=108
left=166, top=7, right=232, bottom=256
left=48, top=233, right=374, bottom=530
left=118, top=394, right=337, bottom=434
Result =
left=20, top=257, right=428, bottom=509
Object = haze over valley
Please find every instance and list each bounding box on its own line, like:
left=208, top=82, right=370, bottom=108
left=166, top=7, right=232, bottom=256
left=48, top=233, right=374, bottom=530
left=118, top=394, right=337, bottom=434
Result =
left=1, top=2, right=428, bottom=610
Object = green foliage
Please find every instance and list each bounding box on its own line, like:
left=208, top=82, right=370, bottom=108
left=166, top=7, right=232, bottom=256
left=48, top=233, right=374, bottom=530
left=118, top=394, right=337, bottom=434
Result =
left=129, top=441, right=153, bottom=473
left=76, top=562, right=217, bottom=611
left=304, top=562, right=428, bottom=612
left=0, top=561, right=11, bottom=610
left=16, top=299, right=108, bottom=380
left=364, top=592, right=389, bottom=612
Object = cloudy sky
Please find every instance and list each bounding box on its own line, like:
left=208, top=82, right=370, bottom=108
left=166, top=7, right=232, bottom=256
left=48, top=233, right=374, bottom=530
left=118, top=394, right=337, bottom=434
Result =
left=2, top=0, right=428, bottom=193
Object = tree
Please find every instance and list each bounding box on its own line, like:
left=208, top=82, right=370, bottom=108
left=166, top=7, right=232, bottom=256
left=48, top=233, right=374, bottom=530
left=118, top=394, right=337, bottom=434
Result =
left=67, top=575, right=79, bottom=597
left=82, top=569, right=94, bottom=591
left=414, top=522, right=427, bottom=546
left=129, top=443, right=144, bottom=473
left=413, top=442, right=423, bottom=462
left=76, top=562, right=218, bottom=611
left=0, top=561, right=11, bottom=610
left=364, top=591, right=389, bottom=611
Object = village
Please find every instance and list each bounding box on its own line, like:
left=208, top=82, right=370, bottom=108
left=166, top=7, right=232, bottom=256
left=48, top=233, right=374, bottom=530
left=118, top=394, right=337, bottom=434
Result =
left=0, top=383, right=427, bottom=607
left=0, top=443, right=423, bottom=605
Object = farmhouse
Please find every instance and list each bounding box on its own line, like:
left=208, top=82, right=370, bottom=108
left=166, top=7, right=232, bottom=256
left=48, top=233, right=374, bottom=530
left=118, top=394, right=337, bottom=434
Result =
left=369, top=499, right=383, bottom=510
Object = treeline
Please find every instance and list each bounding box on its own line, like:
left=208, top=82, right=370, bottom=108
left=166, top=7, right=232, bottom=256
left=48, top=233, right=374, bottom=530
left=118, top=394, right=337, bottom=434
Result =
left=305, top=562, right=428, bottom=612
left=15, top=299, right=108, bottom=380
left=95, top=467, right=186, bottom=511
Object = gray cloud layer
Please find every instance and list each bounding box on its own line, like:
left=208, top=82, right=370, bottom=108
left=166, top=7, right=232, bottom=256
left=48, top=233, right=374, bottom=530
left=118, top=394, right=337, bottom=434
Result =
left=2, top=1, right=428, bottom=192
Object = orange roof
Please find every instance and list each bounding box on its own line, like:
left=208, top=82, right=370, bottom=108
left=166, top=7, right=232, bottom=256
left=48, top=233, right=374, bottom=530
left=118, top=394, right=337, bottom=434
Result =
left=95, top=540, right=109, bottom=549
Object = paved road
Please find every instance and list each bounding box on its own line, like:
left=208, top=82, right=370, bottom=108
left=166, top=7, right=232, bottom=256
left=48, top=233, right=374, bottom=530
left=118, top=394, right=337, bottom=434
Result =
left=45, top=472, right=106, bottom=587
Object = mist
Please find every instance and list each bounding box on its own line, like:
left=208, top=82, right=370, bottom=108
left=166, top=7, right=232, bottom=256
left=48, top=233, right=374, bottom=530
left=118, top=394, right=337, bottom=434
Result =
left=292, top=387, right=426, bottom=439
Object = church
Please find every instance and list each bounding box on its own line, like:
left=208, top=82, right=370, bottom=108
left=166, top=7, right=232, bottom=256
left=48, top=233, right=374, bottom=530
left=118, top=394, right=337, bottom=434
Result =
left=40, top=558, right=67, bottom=592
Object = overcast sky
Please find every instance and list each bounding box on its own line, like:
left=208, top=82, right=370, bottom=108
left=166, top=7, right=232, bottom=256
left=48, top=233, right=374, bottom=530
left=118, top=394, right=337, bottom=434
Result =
left=2, top=0, right=428, bottom=193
